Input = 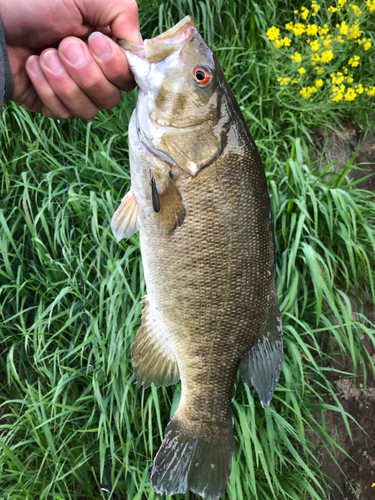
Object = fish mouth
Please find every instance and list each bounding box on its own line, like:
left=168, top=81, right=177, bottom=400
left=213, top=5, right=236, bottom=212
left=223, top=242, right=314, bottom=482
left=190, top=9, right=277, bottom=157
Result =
left=118, top=16, right=197, bottom=63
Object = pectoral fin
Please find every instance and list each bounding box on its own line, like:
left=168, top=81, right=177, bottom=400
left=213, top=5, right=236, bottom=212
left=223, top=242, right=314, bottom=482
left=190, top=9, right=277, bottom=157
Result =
left=111, top=187, right=140, bottom=241
left=240, top=291, right=283, bottom=408
left=132, top=299, right=180, bottom=388
left=154, top=175, right=185, bottom=235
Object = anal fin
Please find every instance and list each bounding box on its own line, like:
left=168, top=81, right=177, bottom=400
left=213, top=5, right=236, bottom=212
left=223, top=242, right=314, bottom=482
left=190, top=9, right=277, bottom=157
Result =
left=111, top=187, right=140, bottom=241
left=132, top=300, right=180, bottom=388
left=240, top=290, right=283, bottom=407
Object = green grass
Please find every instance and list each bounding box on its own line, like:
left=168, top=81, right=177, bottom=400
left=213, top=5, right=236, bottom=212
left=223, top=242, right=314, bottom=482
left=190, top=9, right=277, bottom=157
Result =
left=1, top=1, right=375, bottom=499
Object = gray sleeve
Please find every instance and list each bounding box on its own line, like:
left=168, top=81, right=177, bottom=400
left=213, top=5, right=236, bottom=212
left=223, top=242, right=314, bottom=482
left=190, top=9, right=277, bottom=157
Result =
left=0, top=15, right=13, bottom=111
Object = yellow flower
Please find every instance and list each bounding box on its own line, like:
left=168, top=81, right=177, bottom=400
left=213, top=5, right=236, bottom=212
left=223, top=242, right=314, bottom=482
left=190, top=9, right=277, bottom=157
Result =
left=310, top=40, right=320, bottom=51
left=277, top=77, right=290, bottom=86
left=332, top=85, right=345, bottom=101
left=300, top=86, right=317, bottom=98
left=335, top=36, right=345, bottom=43
left=344, top=88, right=357, bottom=101
left=332, top=92, right=344, bottom=102
left=367, top=0, right=375, bottom=13
left=343, top=66, right=348, bottom=74
left=292, top=23, right=306, bottom=35
left=330, top=73, right=336, bottom=83
left=332, top=92, right=344, bottom=101
left=316, top=66, right=325, bottom=74
left=311, top=54, right=320, bottom=62
left=348, top=55, right=360, bottom=67
left=328, top=6, right=338, bottom=12
left=318, top=25, right=329, bottom=35
left=301, top=6, right=310, bottom=19
left=336, top=75, right=345, bottom=84
left=291, top=52, right=302, bottom=62
left=283, top=37, right=292, bottom=47
left=350, top=5, right=362, bottom=15
left=311, top=1, right=320, bottom=13
left=338, top=21, right=348, bottom=35
left=347, top=23, right=362, bottom=39
left=299, top=87, right=317, bottom=99
left=367, top=87, right=375, bottom=96
left=315, top=79, right=323, bottom=87
left=338, top=0, right=347, bottom=7
left=321, top=50, right=334, bottom=63
left=364, top=41, right=372, bottom=50
left=285, top=22, right=294, bottom=30
left=346, top=77, right=354, bottom=83
left=267, top=26, right=280, bottom=41
left=298, top=67, right=306, bottom=74
left=356, top=83, right=364, bottom=94
left=323, top=36, right=332, bottom=47
left=294, top=10, right=299, bottom=13
left=306, top=24, right=318, bottom=35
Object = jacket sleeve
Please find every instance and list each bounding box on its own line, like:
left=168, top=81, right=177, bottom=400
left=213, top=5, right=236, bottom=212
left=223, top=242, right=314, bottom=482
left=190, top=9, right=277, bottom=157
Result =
left=0, top=15, right=13, bottom=111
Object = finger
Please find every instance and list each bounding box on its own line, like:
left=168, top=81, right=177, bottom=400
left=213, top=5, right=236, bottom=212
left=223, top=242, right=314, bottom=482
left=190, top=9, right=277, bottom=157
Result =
left=58, top=37, right=123, bottom=107
left=76, top=0, right=141, bottom=44
left=88, top=32, right=135, bottom=91
left=39, top=48, right=99, bottom=120
left=25, top=55, right=72, bottom=118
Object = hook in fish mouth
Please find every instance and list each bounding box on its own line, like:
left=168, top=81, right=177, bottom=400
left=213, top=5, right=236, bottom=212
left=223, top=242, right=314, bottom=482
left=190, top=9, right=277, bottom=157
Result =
left=117, top=15, right=197, bottom=63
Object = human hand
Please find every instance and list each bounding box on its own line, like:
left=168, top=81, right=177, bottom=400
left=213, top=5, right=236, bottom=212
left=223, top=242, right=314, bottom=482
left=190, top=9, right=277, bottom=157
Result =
left=0, top=0, right=140, bottom=119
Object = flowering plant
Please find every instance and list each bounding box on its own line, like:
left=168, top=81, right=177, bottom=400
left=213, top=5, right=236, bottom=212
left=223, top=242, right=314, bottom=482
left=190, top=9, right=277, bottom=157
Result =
left=266, top=0, right=375, bottom=106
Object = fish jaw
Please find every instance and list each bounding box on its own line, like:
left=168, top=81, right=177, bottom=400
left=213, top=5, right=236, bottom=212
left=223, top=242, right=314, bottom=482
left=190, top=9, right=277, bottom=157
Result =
left=118, top=16, right=197, bottom=63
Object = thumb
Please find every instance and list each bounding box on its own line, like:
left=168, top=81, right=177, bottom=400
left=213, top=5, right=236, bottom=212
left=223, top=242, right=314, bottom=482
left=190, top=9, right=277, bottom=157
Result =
left=76, top=0, right=141, bottom=43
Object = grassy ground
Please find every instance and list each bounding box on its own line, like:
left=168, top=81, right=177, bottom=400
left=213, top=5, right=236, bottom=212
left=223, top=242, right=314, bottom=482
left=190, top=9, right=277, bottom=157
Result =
left=1, top=1, right=375, bottom=499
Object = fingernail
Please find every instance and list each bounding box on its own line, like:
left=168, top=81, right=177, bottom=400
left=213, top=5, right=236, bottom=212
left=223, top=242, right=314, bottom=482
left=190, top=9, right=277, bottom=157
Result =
left=89, top=32, right=112, bottom=60
left=27, top=55, right=43, bottom=76
left=61, top=42, right=86, bottom=66
left=138, top=32, right=143, bottom=45
left=42, top=49, right=65, bottom=74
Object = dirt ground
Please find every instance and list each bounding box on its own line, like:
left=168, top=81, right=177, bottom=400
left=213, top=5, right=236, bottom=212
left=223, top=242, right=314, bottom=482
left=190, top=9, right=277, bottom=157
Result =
left=318, top=352, right=375, bottom=500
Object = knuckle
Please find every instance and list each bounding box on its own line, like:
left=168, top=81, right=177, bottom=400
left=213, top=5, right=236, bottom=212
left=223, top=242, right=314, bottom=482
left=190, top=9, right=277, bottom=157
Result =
left=101, top=92, right=121, bottom=110
left=82, top=76, right=103, bottom=93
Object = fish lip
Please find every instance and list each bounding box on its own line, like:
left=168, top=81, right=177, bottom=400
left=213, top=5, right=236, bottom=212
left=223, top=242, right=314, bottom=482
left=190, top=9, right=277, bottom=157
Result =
left=118, top=16, right=197, bottom=63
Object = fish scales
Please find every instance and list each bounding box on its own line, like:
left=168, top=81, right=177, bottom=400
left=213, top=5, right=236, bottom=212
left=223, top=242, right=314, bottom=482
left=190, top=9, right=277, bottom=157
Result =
left=112, top=16, right=283, bottom=500
left=134, top=127, right=273, bottom=419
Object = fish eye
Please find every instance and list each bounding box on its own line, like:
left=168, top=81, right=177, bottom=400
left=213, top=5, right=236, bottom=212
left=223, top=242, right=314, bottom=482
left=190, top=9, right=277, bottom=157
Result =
left=193, top=66, right=211, bottom=85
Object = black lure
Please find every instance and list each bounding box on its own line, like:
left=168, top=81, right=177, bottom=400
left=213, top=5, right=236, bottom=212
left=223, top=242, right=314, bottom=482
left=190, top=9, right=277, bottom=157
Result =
left=151, top=176, right=160, bottom=213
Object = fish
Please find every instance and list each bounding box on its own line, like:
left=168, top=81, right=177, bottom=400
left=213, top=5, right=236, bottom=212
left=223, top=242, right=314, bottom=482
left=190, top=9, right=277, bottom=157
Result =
left=111, top=16, right=283, bottom=500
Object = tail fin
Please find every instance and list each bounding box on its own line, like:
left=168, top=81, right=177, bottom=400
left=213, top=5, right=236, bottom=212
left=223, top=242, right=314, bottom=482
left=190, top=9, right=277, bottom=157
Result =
left=151, top=417, right=233, bottom=500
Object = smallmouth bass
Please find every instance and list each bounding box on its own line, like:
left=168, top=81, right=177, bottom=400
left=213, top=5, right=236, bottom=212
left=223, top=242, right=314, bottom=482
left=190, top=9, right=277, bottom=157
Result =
left=112, top=16, right=283, bottom=500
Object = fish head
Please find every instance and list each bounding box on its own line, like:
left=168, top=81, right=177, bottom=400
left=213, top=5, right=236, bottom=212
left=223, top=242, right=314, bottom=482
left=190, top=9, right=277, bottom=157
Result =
left=119, top=17, right=227, bottom=176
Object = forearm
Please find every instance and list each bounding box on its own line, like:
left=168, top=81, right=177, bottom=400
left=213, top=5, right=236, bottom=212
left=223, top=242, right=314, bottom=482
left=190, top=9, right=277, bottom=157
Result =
left=0, top=13, right=13, bottom=109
